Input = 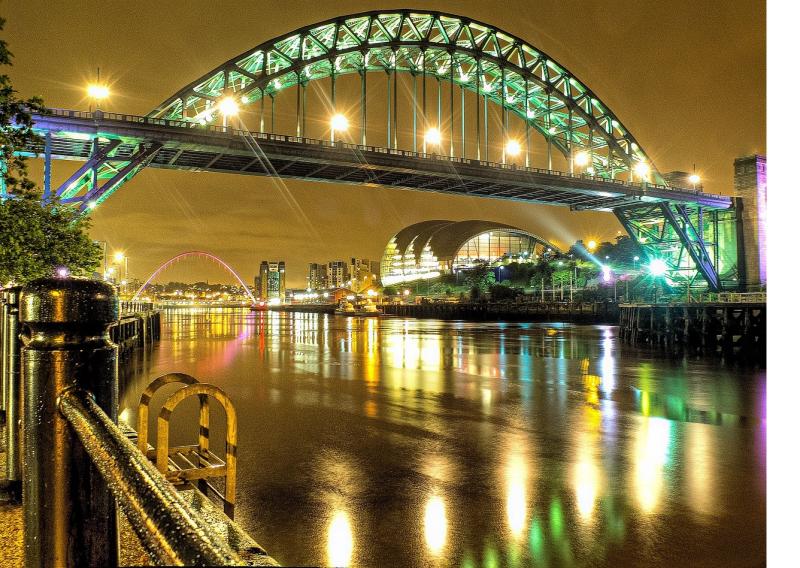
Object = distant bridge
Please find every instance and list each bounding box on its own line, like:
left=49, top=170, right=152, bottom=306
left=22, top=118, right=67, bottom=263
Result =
left=132, top=251, right=256, bottom=303
left=15, top=10, right=739, bottom=290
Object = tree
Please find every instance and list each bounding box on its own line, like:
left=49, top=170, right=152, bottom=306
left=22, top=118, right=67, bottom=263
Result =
left=463, top=262, right=495, bottom=293
left=0, top=17, right=47, bottom=196
left=0, top=198, right=101, bottom=284
left=0, top=18, right=100, bottom=285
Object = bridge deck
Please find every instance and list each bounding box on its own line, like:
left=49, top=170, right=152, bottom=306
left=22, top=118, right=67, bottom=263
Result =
left=29, top=109, right=732, bottom=211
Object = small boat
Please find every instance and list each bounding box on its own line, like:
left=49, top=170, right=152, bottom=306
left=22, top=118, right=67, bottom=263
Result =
left=335, top=298, right=382, bottom=317
left=250, top=301, right=269, bottom=311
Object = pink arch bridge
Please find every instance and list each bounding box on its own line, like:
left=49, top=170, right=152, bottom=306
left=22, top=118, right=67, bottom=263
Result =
left=132, top=251, right=256, bottom=304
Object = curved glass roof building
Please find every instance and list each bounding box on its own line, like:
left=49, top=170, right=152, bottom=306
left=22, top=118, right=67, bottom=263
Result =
left=380, top=220, right=560, bottom=285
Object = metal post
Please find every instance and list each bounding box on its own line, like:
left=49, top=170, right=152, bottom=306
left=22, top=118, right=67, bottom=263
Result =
left=460, top=84, right=465, bottom=158
left=437, top=76, right=442, bottom=137
left=360, top=69, right=367, bottom=146
left=21, top=278, right=119, bottom=567
left=422, top=51, right=427, bottom=154
left=43, top=133, right=52, bottom=200
left=412, top=73, right=417, bottom=152
left=524, top=80, right=530, bottom=168
left=393, top=61, right=398, bottom=150
left=302, top=82, right=307, bottom=138
left=475, top=63, right=481, bottom=160
left=501, top=69, right=507, bottom=164
left=295, top=74, right=301, bottom=138
left=270, top=94, right=275, bottom=133
left=387, top=70, right=392, bottom=148
left=259, top=90, right=264, bottom=134
left=483, top=93, right=489, bottom=161
left=547, top=92, right=553, bottom=170
left=450, top=55, right=455, bottom=158
left=3, top=287, right=21, bottom=490
left=568, top=108, right=574, bottom=174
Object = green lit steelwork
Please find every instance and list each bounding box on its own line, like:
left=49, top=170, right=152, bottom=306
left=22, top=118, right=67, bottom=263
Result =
left=615, top=203, right=740, bottom=290
left=149, top=10, right=664, bottom=183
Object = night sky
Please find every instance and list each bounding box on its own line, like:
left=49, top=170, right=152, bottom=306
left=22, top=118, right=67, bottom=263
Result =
left=6, top=1, right=765, bottom=287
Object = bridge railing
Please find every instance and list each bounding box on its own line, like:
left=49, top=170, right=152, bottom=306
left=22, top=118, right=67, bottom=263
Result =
left=41, top=108, right=723, bottom=200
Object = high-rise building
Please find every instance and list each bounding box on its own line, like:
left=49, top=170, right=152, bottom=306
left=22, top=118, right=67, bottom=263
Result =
left=349, top=258, right=380, bottom=292
left=734, top=155, right=767, bottom=289
left=327, top=260, right=349, bottom=288
left=257, top=261, right=286, bottom=301
left=307, top=263, right=328, bottom=290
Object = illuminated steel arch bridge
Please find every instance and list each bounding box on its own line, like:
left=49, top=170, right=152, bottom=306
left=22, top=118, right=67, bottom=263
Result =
left=18, top=10, right=738, bottom=290
left=132, top=251, right=256, bottom=303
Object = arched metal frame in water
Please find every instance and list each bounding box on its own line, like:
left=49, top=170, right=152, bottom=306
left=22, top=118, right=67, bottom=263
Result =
left=150, top=9, right=663, bottom=183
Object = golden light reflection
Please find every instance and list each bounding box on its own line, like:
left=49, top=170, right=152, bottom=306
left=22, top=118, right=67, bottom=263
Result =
left=574, top=459, right=598, bottom=520
left=687, top=424, right=714, bottom=515
left=424, top=495, right=447, bottom=554
left=634, top=417, right=672, bottom=513
left=327, top=510, right=354, bottom=567
left=505, top=453, right=528, bottom=538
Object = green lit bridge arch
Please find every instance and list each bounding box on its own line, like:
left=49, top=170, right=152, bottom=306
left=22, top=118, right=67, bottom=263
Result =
left=150, top=9, right=661, bottom=184
left=15, top=10, right=742, bottom=291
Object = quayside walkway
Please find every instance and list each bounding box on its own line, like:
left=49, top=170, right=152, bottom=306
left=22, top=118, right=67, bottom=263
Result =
left=0, top=279, right=278, bottom=566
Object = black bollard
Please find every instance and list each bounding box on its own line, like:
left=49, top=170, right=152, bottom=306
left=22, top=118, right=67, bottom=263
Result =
left=20, top=278, right=119, bottom=568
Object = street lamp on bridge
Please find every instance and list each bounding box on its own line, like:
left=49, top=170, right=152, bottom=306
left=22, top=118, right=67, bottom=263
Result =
left=504, top=140, right=521, bottom=163
left=87, top=71, right=109, bottom=113
left=424, top=128, right=441, bottom=153
left=331, top=113, right=349, bottom=142
left=218, top=97, right=239, bottom=129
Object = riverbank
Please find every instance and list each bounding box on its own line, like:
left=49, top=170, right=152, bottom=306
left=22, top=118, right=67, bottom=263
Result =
left=270, top=301, right=618, bottom=323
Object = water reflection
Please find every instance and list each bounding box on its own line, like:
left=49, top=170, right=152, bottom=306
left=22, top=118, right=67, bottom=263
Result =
left=327, top=510, right=353, bottom=567
left=424, top=495, right=447, bottom=555
left=634, top=417, right=673, bottom=514
left=119, top=309, right=766, bottom=567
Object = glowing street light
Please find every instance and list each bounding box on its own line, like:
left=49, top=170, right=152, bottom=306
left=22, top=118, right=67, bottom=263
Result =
left=218, top=96, right=240, bottom=117
left=505, top=139, right=521, bottom=158
left=649, top=258, right=668, bottom=276
left=330, top=113, right=349, bottom=142
left=113, top=251, right=125, bottom=264
left=574, top=150, right=590, bottom=168
left=424, top=127, right=442, bottom=150
left=331, top=113, right=349, bottom=132
left=587, top=240, right=598, bottom=252
left=634, top=161, right=650, bottom=180
left=689, top=173, right=700, bottom=185
left=87, top=84, right=109, bottom=101
left=87, top=67, right=110, bottom=112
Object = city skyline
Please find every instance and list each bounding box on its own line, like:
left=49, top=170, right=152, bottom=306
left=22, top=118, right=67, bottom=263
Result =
left=5, top=1, right=765, bottom=288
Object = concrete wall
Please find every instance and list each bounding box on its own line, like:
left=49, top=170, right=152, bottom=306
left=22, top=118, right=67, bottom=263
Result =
left=733, top=155, right=767, bottom=289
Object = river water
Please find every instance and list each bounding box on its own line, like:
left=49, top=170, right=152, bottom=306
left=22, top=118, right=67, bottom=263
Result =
left=119, top=308, right=766, bottom=567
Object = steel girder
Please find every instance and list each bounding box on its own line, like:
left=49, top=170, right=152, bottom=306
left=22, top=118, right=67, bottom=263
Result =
left=49, top=136, right=163, bottom=214
left=614, top=202, right=739, bottom=290
left=149, top=10, right=664, bottom=183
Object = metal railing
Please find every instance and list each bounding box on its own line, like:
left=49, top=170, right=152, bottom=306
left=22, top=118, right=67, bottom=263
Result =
left=13, top=278, right=249, bottom=567
left=39, top=108, right=728, bottom=201
left=121, top=300, right=154, bottom=314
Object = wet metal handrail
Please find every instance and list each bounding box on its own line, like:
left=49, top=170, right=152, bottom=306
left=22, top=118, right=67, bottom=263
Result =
left=18, top=277, right=243, bottom=567
left=58, top=388, right=241, bottom=566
